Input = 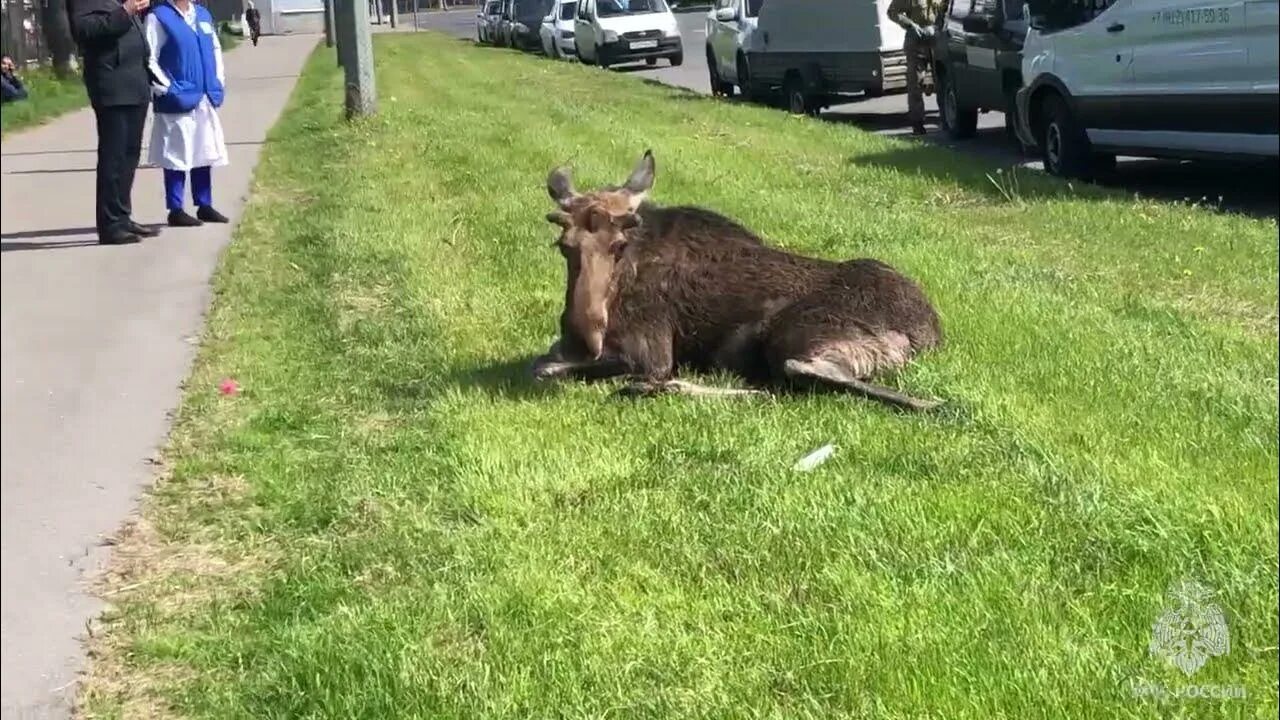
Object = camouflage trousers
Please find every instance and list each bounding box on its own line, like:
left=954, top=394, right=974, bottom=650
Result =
left=904, top=32, right=932, bottom=127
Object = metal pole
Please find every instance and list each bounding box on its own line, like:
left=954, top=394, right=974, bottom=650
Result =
left=336, top=0, right=377, bottom=117
left=412, top=0, right=419, bottom=30
left=323, top=0, right=336, bottom=47
left=373, top=0, right=383, bottom=24
left=333, top=0, right=345, bottom=65
left=389, top=0, right=398, bottom=28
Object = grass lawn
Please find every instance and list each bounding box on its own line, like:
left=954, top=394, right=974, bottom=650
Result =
left=0, top=66, right=88, bottom=136
left=81, top=33, right=1278, bottom=719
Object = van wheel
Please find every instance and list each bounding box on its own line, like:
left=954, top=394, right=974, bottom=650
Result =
left=1040, top=94, right=1093, bottom=180
left=670, top=51, right=683, bottom=67
left=707, top=49, right=734, bottom=96
left=737, top=53, right=763, bottom=102
left=784, top=73, right=817, bottom=117
left=939, top=73, right=977, bottom=140
left=646, top=57, right=657, bottom=66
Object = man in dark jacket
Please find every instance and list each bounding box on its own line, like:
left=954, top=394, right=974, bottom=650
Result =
left=245, top=1, right=261, bottom=46
left=71, top=0, right=161, bottom=244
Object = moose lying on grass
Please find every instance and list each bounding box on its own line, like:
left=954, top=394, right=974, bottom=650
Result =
left=530, top=150, right=944, bottom=411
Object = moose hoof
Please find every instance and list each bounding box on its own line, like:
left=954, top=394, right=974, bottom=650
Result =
left=530, top=355, right=571, bottom=381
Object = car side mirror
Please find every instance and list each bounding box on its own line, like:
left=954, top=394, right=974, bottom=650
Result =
left=714, top=7, right=737, bottom=21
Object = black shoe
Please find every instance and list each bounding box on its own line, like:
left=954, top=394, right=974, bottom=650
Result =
left=127, top=221, right=161, bottom=238
left=168, top=209, right=203, bottom=227
left=911, top=123, right=927, bottom=136
left=98, top=229, right=141, bottom=245
left=197, top=206, right=229, bottom=224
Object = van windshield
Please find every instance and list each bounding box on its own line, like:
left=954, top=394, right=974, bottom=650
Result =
left=597, top=0, right=669, bottom=17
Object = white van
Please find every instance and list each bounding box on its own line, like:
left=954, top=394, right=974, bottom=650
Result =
left=1014, top=0, right=1280, bottom=179
left=574, top=0, right=684, bottom=68
left=744, top=0, right=910, bottom=113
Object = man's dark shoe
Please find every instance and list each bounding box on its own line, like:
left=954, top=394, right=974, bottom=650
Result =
left=98, top=229, right=141, bottom=245
left=911, top=123, right=927, bottom=136
left=196, top=206, right=229, bottom=224
left=168, top=209, right=203, bottom=227
left=127, top=221, right=160, bottom=237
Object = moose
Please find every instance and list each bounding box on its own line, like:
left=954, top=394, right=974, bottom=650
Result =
left=530, top=150, right=944, bottom=411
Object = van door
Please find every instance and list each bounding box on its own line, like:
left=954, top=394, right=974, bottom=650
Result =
left=576, top=0, right=596, bottom=57
left=1043, top=0, right=1135, bottom=126
left=710, top=0, right=740, bottom=77
left=962, top=0, right=1005, bottom=109
left=1129, top=0, right=1250, bottom=105
left=1245, top=0, right=1279, bottom=92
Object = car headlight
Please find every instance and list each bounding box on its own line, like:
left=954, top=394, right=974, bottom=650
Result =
left=602, top=30, right=619, bottom=43
left=664, top=27, right=681, bottom=38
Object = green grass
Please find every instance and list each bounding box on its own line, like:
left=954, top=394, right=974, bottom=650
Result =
left=81, top=33, right=1279, bottom=719
left=0, top=66, right=88, bottom=135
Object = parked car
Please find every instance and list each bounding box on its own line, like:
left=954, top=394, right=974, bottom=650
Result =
left=1014, top=0, right=1280, bottom=179
left=511, top=0, right=556, bottom=51
left=477, top=0, right=503, bottom=43
left=932, top=0, right=1026, bottom=139
left=541, top=0, right=579, bottom=58
left=574, top=0, right=684, bottom=69
left=705, top=0, right=762, bottom=97
left=745, top=0, right=913, bottom=115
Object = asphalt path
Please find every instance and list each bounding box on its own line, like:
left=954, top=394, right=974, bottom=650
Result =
left=416, top=7, right=1277, bottom=218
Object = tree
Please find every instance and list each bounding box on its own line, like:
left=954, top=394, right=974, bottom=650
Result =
left=42, top=0, right=78, bottom=77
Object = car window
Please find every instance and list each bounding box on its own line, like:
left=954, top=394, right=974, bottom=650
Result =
left=746, top=0, right=764, bottom=16
left=578, top=0, right=590, bottom=18
left=597, top=0, right=669, bottom=17
left=561, top=0, right=577, bottom=18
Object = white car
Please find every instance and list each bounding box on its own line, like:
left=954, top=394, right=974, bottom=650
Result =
left=477, top=0, right=502, bottom=43
left=540, top=0, right=579, bottom=58
left=705, top=0, right=761, bottom=97
left=574, top=0, right=683, bottom=69
left=1015, top=0, right=1280, bottom=179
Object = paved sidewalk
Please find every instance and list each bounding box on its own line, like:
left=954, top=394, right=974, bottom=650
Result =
left=1, top=32, right=319, bottom=719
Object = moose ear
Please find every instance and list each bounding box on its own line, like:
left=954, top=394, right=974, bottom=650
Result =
left=547, top=166, right=577, bottom=209
left=546, top=211, right=571, bottom=228
left=622, top=149, right=655, bottom=203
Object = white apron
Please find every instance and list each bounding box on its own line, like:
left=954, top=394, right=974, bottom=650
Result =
left=144, top=2, right=229, bottom=172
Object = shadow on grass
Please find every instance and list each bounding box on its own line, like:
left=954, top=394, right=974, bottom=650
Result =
left=454, top=354, right=554, bottom=398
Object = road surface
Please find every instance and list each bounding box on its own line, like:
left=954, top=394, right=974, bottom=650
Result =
left=0, top=33, right=317, bottom=720
left=419, top=7, right=1277, bottom=218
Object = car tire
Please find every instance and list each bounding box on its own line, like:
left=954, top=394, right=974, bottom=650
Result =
left=939, top=72, right=978, bottom=140
left=783, top=73, right=817, bottom=117
left=737, top=53, right=762, bottom=102
left=670, top=51, right=683, bottom=67
left=707, top=49, right=733, bottom=97
left=646, top=57, right=658, bottom=66
left=1040, top=93, right=1094, bottom=180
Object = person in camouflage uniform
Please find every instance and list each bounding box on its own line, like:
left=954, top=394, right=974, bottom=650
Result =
left=888, top=0, right=943, bottom=134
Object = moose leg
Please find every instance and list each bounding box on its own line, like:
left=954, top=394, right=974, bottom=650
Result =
left=769, top=330, right=941, bottom=412
left=616, top=379, right=768, bottom=399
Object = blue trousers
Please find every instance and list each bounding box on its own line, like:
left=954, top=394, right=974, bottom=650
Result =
left=164, top=166, right=212, bottom=211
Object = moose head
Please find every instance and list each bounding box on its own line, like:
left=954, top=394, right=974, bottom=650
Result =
left=544, top=150, right=655, bottom=360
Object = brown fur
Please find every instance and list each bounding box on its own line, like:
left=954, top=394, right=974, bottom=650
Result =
left=535, top=150, right=943, bottom=410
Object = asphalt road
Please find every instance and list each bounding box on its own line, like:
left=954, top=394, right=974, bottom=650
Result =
left=418, top=8, right=1277, bottom=218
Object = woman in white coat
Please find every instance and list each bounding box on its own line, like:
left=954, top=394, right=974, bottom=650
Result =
left=145, top=0, right=230, bottom=227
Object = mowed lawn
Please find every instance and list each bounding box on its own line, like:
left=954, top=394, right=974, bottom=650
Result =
left=82, top=33, right=1278, bottom=719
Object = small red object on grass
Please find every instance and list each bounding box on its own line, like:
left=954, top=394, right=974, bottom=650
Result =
left=218, top=378, right=240, bottom=396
